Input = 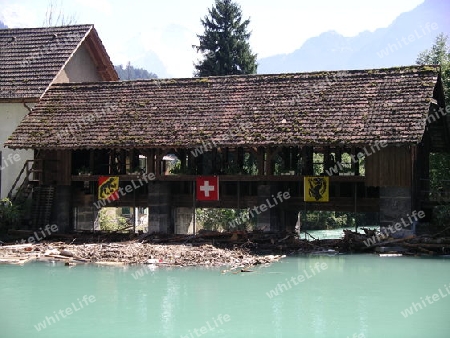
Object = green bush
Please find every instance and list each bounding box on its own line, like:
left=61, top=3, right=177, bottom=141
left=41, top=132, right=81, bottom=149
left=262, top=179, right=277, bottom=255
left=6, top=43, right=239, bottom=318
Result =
left=0, top=198, right=21, bottom=232
left=432, top=205, right=450, bottom=228
left=99, top=208, right=129, bottom=231
left=196, top=208, right=255, bottom=231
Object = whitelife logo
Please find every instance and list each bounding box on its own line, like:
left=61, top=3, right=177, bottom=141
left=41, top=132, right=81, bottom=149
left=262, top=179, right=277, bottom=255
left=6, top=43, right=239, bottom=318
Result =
left=228, top=191, right=290, bottom=228
left=325, top=141, right=387, bottom=176
left=377, top=22, right=439, bottom=58
left=401, top=283, right=450, bottom=318
left=93, top=172, right=156, bottom=209
left=180, top=314, right=231, bottom=338
left=34, top=295, right=96, bottom=332
left=266, top=262, right=328, bottom=299
left=18, top=224, right=58, bottom=244
left=362, top=210, right=425, bottom=247
left=0, top=153, right=21, bottom=170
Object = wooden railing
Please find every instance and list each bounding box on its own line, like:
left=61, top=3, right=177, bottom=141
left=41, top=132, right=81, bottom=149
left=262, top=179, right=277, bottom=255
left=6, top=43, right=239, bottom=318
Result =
left=7, top=159, right=42, bottom=201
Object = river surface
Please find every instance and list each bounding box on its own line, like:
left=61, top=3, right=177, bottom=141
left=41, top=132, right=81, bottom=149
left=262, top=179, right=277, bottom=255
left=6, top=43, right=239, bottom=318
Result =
left=1, top=255, right=450, bottom=338
left=302, top=227, right=358, bottom=240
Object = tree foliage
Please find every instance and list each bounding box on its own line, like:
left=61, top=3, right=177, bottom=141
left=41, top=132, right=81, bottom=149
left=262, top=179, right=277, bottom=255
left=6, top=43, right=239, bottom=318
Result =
left=194, top=0, right=257, bottom=76
left=417, top=34, right=450, bottom=227
left=115, top=63, right=158, bottom=80
left=0, top=198, right=21, bottom=233
left=98, top=208, right=129, bottom=231
left=416, top=33, right=450, bottom=105
left=196, top=208, right=254, bottom=231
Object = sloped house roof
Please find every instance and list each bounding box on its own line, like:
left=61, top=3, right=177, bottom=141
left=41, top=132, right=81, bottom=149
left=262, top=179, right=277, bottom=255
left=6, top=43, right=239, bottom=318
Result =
left=5, top=65, right=447, bottom=151
left=0, top=24, right=117, bottom=101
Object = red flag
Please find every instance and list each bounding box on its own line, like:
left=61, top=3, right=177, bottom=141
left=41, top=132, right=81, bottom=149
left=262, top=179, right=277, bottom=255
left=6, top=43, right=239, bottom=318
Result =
left=196, top=176, right=219, bottom=201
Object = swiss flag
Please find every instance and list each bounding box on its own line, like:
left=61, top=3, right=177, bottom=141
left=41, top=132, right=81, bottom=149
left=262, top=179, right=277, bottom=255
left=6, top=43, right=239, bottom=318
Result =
left=196, top=176, right=219, bottom=201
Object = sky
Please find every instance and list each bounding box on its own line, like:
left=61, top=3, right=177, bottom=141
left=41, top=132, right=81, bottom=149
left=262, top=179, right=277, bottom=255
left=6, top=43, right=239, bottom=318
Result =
left=0, top=0, right=425, bottom=78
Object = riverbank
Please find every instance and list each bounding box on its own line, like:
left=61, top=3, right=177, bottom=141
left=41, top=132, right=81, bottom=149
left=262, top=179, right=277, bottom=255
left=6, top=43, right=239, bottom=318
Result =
left=1, top=228, right=450, bottom=267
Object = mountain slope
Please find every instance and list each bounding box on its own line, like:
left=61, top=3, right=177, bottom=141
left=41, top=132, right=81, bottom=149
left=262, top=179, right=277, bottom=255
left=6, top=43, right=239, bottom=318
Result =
left=258, top=0, right=450, bottom=73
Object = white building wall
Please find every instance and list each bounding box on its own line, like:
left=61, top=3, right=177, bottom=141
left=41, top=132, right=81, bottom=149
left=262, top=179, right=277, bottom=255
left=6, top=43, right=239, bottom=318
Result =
left=0, top=103, right=35, bottom=198
left=54, top=44, right=103, bottom=84
left=1, top=41, right=104, bottom=199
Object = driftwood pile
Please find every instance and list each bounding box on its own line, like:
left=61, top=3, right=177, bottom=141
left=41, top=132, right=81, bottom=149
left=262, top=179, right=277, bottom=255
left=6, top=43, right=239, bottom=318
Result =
left=341, top=227, right=450, bottom=255
left=0, top=240, right=285, bottom=268
left=2, top=227, right=450, bottom=267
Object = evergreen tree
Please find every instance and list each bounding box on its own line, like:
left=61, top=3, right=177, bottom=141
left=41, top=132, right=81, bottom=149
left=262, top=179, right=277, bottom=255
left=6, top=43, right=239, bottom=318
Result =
left=416, top=33, right=450, bottom=105
left=194, top=0, right=257, bottom=76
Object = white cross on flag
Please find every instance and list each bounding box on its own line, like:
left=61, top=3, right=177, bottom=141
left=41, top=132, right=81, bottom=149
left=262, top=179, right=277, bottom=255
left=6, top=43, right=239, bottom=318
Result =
left=196, top=176, right=219, bottom=201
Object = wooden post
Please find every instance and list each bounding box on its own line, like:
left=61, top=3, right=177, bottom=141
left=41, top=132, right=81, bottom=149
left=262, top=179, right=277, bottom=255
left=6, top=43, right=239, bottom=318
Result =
left=133, top=188, right=136, bottom=233
left=155, top=149, right=164, bottom=178
left=56, top=150, right=72, bottom=185
left=324, top=146, right=331, bottom=174
left=237, top=147, right=244, bottom=173
left=257, top=147, right=265, bottom=176
left=192, top=180, right=196, bottom=235
left=237, top=180, right=241, bottom=226
left=265, top=147, right=272, bottom=176
left=265, top=147, right=281, bottom=176
left=146, top=149, right=156, bottom=175
left=180, top=149, right=186, bottom=172
left=89, top=150, right=94, bottom=175
left=354, top=181, right=358, bottom=232
left=351, top=147, right=360, bottom=176
left=302, top=146, right=313, bottom=175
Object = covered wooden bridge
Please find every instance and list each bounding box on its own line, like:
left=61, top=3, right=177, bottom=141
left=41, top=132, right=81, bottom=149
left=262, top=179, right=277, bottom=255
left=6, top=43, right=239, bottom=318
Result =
left=5, top=65, right=448, bottom=233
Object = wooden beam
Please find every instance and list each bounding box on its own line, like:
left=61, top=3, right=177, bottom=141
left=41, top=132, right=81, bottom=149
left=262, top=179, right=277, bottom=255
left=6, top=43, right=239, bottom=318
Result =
left=257, top=147, right=265, bottom=176
left=57, top=150, right=71, bottom=185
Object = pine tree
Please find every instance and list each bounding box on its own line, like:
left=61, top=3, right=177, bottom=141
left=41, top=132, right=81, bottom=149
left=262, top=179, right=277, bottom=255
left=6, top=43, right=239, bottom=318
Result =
left=416, top=33, right=450, bottom=105
left=194, top=0, right=257, bottom=76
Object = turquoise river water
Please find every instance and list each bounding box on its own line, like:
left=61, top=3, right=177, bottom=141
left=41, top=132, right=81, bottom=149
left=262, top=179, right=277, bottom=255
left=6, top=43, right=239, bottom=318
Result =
left=1, top=255, right=450, bottom=338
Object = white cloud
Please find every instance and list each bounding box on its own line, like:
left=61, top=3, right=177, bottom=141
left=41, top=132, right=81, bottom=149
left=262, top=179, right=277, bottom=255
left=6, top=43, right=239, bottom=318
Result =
left=139, top=24, right=198, bottom=77
left=0, top=4, right=37, bottom=28
left=75, top=0, right=112, bottom=15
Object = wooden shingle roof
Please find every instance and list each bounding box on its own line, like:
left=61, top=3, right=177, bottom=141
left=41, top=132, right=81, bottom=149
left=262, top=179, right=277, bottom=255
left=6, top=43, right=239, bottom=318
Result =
left=0, top=25, right=117, bottom=100
left=5, top=65, right=444, bottom=150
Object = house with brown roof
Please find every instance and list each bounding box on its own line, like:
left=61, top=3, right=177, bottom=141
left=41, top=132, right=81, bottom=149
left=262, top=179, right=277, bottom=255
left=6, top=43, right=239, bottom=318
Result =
left=0, top=24, right=117, bottom=200
left=5, top=65, right=449, bottom=233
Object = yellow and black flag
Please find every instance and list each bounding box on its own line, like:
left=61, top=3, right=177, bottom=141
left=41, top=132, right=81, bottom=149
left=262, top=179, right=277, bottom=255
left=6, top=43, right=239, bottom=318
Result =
left=304, top=176, right=329, bottom=202
left=98, top=176, right=120, bottom=201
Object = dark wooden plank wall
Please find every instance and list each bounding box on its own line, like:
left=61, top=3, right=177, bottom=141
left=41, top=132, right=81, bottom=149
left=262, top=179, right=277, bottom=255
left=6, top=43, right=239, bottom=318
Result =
left=365, top=146, right=412, bottom=187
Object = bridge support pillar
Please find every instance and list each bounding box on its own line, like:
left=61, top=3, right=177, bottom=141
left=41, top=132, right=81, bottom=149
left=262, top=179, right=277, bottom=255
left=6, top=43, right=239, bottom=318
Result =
left=148, top=182, right=173, bottom=234
left=379, top=187, right=413, bottom=232
left=175, top=207, right=194, bottom=234
left=256, top=184, right=280, bottom=232
left=52, top=185, right=73, bottom=233
left=281, top=210, right=299, bottom=233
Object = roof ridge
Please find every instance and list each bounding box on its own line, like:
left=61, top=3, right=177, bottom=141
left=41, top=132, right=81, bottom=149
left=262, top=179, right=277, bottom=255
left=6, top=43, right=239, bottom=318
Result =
left=0, top=24, right=116, bottom=100
left=0, top=24, right=94, bottom=32
left=46, top=65, right=440, bottom=89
